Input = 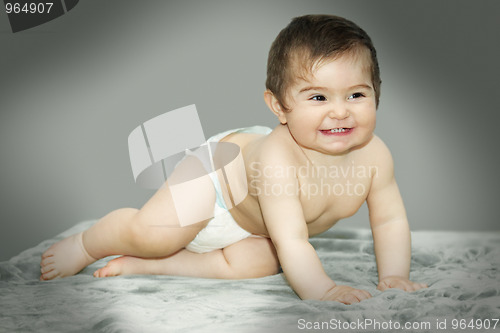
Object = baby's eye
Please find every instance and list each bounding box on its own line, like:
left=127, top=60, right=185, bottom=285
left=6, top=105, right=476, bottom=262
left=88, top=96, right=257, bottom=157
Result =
left=310, top=95, right=326, bottom=102
left=348, top=92, right=365, bottom=100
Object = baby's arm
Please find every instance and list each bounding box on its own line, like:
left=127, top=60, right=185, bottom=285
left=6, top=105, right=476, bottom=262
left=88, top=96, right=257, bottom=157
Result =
left=256, top=155, right=370, bottom=303
left=366, top=139, right=427, bottom=291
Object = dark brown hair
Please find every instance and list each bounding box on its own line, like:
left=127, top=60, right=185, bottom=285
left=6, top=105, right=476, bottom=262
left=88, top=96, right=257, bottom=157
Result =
left=266, top=14, right=381, bottom=111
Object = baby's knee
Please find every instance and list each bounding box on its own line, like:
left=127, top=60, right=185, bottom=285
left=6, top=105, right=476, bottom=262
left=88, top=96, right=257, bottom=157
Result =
left=223, top=238, right=280, bottom=279
left=226, top=257, right=279, bottom=280
left=128, top=213, right=208, bottom=257
left=240, top=261, right=280, bottom=279
left=250, top=239, right=280, bottom=277
left=128, top=215, right=170, bottom=255
left=107, top=207, right=139, bottom=220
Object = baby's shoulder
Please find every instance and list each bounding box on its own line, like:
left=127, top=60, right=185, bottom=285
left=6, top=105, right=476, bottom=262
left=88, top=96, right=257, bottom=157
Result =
left=364, top=134, right=392, bottom=157
left=360, top=134, right=395, bottom=177
left=255, top=127, right=300, bottom=164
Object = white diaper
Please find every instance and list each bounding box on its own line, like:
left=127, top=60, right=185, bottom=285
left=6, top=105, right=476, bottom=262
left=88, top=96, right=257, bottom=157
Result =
left=185, top=125, right=272, bottom=253
left=185, top=205, right=252, bottom=253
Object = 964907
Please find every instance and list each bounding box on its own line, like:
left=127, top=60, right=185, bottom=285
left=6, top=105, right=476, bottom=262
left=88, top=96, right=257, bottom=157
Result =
left=5, top=2, right=54, bottom=14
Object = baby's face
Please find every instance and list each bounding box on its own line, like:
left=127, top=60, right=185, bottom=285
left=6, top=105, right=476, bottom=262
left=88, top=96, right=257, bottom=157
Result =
left=282, top=53, right=377, bottom=156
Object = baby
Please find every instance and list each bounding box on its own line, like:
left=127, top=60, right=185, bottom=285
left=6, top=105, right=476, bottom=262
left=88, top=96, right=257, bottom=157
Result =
left=40, top=14, right=427, bottom=304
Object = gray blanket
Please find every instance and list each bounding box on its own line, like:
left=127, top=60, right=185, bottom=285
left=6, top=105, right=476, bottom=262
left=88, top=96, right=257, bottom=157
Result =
left=1, top=220, right=499, bottom=333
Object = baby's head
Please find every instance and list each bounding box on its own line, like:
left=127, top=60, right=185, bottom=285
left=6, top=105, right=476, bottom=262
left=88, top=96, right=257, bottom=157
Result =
left=266, top=14, right=381, bottom=111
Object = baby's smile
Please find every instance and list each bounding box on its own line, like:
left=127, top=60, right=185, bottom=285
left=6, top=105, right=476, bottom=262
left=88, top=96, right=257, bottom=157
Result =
left=319, top=127, right=354, bottom=136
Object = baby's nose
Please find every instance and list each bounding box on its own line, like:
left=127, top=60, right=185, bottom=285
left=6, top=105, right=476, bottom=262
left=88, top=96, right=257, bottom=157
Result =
left=328, top=106, right=350, bottom=119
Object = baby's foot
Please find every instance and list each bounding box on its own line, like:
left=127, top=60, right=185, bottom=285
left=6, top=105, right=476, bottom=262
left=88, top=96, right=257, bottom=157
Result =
left=40, top=232, right=97, bottom=280
left=93, top=256, right=159, bottom=278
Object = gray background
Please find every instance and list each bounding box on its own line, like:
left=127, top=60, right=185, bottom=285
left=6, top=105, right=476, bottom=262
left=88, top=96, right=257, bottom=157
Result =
left=1, top=0, right=499, bottom=261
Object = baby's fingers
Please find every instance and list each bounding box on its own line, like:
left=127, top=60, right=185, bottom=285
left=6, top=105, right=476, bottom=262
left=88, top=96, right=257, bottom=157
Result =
left=357, top=289, right=372, bottom=300
left=377, top=280, right=391, bottom=291
left=378, top=278, right=428, bottom=292
left=377, top=278, right=409, bottom=291
left=413, top=282, right=428, bottom=291
left=402, top=281, right=428, bottom=292
left=339, top=289, right=372, bottom=305
left=339, top=294, right=358, bottom=305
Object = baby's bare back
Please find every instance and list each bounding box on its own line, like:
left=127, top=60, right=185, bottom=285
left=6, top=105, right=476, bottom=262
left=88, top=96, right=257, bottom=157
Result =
left=224, top=125, right=376, bottom=237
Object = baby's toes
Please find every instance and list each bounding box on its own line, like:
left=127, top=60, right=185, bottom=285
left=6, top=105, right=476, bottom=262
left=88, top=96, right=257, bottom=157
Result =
left=93, top=269, right=101, bottom=278
left=93, top=267, right=108, bottom=278
left=41, top=247, right=56, bottom=259
left=40, top=269, right=61, bottom=281
left=94, top=263, right=119, bottom=278
left=40, top=256, right=55, bottom=268
left=40, top=264, right=55, bottom=275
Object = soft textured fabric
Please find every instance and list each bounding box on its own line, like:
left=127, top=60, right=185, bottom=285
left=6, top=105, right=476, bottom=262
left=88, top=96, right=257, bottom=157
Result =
left=1, top=221, right=499, bottom=333
left=186, top=125, right=272, bottom=253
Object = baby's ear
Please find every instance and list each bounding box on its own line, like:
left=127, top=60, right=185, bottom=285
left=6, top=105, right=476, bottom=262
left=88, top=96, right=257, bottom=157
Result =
left=264, top=90, right=287, bottom=125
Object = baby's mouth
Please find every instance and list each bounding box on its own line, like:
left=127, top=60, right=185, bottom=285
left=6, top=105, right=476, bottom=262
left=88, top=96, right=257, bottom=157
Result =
left=320, top=127, right=353, bottom=134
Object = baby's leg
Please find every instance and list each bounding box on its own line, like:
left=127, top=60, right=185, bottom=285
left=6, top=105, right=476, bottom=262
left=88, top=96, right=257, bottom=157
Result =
left=40, top=156, right=215, bottom=280
left=94, top=237, right=280, bottom=279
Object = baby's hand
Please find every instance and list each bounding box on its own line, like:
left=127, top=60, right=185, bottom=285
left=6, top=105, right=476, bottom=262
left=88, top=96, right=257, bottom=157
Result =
left=321, top=285, right=372, bottom=304
left=377, top=276, right=428, bottom=292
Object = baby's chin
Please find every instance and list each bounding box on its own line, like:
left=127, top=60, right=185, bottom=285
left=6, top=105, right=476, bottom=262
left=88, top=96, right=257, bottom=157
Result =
left=319, top=146, right=357, bottom=156
left=299, top=143, right=354, bottom=157
left=315, top=136, right=374, bottom=156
